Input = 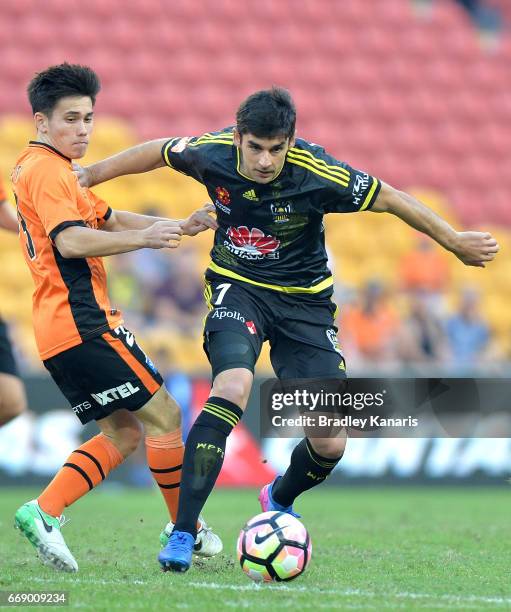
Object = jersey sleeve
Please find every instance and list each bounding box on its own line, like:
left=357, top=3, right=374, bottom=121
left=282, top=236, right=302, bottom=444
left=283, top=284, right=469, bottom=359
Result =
left=161, top=132, right=220, bottom=182
left=324, top=163, right=380, bottom=213
left=27, top=159, right=86, bottom=241
left=87, top=189, right=112, bottom=227
left=293, top=144, right=381, bottom=214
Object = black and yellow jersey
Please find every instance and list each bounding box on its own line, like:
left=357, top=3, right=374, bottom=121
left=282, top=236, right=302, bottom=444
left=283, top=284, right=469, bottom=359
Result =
left=161, top=127, right=380, bottom=297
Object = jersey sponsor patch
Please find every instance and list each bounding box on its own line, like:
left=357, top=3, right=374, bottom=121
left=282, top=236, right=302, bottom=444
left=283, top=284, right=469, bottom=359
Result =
left=246, top=321, right=257, bottom=335
left=211, top=307, right=246, bottom=322
left=91, top=381, right=140, bottom=406
left=352, top=173, right=370, bottom=207
left=226, top=226, right=280, bottom=260
left=215, top=186, right=231, bottom=205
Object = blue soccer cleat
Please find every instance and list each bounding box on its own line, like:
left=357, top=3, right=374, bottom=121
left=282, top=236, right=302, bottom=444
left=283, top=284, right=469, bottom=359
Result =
left=258, top=476, right=301, bottom=518
left=158, top=530, right=195, bottom=572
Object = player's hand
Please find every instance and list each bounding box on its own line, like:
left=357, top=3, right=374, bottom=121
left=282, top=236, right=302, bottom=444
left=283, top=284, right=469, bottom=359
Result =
left=451, top=231, right=499, bottom=268
left=72, top=163, right=92, bottom=188
left=142, top=221, right=183, bottom=249
left=180, top=203, right=218, bottom=236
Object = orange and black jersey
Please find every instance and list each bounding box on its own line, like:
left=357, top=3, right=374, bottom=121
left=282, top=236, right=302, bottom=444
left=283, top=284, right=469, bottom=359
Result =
left=11, top=142, right=122, bottom=360
left=162, top=128, right=381, bottom=296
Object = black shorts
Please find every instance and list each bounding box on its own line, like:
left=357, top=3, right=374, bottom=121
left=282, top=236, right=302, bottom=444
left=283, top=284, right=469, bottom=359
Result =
left=203, top=274, right=346, bottom=379
left=43, top=326, right=163, bottom=425
left=0, top=318, right=19, bottom=377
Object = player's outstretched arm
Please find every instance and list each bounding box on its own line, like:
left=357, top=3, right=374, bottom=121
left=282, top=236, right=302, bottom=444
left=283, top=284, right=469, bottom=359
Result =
left=371, top=182, right=499, bottom=268
left=75, top=139, right=169, bottom=188
left=104, top=204, right=218, bottom=236
left=54, top=221, right=182, bottom=258
left=0, top=199, right=19, bottom=233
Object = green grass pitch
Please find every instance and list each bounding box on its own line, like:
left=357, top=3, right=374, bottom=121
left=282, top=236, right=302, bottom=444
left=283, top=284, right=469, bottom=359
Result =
left=0, top=486, right=510, bottom=610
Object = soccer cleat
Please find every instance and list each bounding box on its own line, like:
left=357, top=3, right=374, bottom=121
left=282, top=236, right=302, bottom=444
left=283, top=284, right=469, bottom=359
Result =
left=258, top=476, right=301, bottom=518
left=159, top=516, right=223, bottom=557
left=14, top=500, right=78, bottom=572
left=158, top=530, right=195, bottom=572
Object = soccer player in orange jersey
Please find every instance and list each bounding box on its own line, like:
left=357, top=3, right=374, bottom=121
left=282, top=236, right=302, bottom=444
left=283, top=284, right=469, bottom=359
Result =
left=0, top=176, right=29, bottom=426
left=11, top=63, right=221, bottom=572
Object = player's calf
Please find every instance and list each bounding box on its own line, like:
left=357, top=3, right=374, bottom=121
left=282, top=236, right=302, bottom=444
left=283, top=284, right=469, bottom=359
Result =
left=269, top=437, right=345, bottom=509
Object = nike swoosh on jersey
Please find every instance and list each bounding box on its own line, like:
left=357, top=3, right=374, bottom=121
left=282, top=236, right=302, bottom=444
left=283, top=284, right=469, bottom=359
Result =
left=254, top=525, right=287, bottom=545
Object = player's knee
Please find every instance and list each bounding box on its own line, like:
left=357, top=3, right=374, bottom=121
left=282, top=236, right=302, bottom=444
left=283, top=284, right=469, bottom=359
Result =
left=0, top=383, right=27, bottom=426
left=136, top=386, right=182, bottom=437
left=103, top=419, right=144, bottom=457
left=112, top=422, right=144, bottom=457
left=211, top=370, right=252, bottom=409
left=308, top=436, right=346, bottom=459
left=0, top=405, right=24, bottom=426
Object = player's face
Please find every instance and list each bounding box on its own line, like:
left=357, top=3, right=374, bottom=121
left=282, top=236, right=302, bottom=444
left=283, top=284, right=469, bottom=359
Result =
left=234, top=131, right=295, bottom=184
left=35, top=96, right=94, bottom=160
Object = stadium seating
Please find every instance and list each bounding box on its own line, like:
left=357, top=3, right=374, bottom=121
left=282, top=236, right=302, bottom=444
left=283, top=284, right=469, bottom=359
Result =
left=0, top=0, right=510, bottom=370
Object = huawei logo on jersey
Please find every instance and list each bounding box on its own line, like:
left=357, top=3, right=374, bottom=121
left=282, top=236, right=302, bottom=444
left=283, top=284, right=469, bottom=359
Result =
left=227, top=226, right=280, bottom=256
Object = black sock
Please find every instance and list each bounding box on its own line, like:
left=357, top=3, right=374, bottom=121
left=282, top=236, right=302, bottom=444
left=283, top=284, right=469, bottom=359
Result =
left=174, top=396, right=243, bottom=537
left=272, top=438, right=343, bottom=508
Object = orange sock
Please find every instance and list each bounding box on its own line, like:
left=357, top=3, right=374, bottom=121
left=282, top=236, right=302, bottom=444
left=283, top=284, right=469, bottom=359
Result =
left=38, top=434, right=124, bottom=517
left=145, top=429, right=184, bottom=523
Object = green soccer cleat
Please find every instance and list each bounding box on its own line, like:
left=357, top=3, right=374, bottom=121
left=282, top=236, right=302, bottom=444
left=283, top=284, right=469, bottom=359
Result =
left=14, top=500, right=78, bottom=572
left=159, top=515, right=223, bottom=557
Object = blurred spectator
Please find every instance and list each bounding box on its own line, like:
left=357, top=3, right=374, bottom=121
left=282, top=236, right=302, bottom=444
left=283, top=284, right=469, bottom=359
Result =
left=455, top=0, right=501, bottom=30
left=414, top=0, right=502, bottom=46
left=399, top=236, right=450, bottom=313
left=151, top=244, right=206, bottom=336
left=396, top=291, right=447, bottom=364
left=445, top=288, right=490, bottom=365
left=341, top=281, right=399, bottom=368
left=107, top=254, right=144, bottom=313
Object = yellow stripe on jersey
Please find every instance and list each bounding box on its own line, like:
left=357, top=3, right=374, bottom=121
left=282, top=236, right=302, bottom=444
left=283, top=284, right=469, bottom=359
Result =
left=203, top=281, right=213, bottom=310
left=195, top=130, right=234, bottom=140
left=188, top=132, right=234, bottom=147
left=286, top=155, right=350, bottom=188
left=359, top=177, right=379, bottom=211
left=162, top=134, right=233, bottom=166
left=288, top=148, right=351, bottom=180
left=208, top=261, right=334, bottom=294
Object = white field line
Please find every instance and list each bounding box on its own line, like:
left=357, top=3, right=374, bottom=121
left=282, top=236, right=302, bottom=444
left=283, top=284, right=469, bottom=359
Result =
left=29, top=577, right=511, bottom=606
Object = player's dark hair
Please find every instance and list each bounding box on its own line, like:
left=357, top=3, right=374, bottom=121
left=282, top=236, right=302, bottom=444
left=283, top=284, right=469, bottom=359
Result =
left=236, top=87, right=296, bottom=140
left=27, top=63, right=101, bottom=115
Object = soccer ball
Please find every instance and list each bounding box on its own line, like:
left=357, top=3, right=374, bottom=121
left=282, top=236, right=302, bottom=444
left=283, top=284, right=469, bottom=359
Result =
left=237, top=511, right=312, bottom=582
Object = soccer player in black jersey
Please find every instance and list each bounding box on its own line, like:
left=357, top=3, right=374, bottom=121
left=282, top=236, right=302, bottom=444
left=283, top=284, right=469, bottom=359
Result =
left=78, top=87, right=499, bottom=572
